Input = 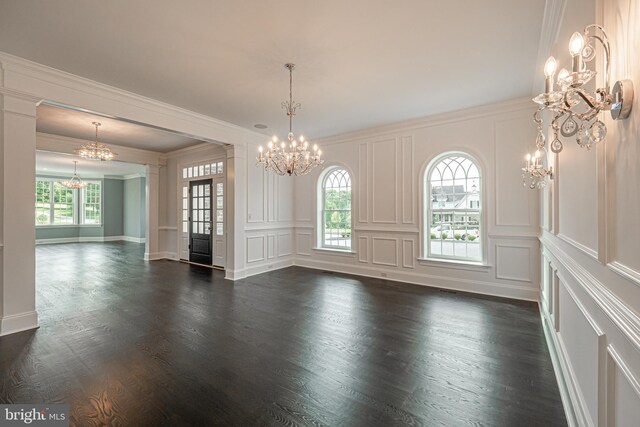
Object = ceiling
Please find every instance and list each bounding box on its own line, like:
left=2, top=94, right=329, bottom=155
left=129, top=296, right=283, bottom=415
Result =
left=0, top=1, right=545, bottom=139
left=36, top=104, right=207, bottom=153
left=36, top=151, right=146, bottom=178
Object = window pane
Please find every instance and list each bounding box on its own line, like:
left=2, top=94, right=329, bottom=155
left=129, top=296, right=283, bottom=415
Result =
left=216, top=223, right=223, bottom=235
left=52, top=182, right=74, bottom=225
left=427, top=155, right=481, bottom=262
left=204, top=164, right=210, bottom=175
left=217, top=162, right=223, bottom=174
left=35, top=180, right=52, bottom=225
left=182, top=168, right=187, bottom=179
left=82, top=182, right=101, bottom=224
left=321, top=169, right=352, bottom=249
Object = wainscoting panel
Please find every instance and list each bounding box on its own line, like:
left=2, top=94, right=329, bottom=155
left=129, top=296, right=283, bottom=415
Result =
left=495, top=244, right=532, bottom=283
left=246, top=161, right=265, bottom=223
left=401, top=135, right=414, bottom=224
left=371, top=138, right=397, bottom=224
left=267, top=234, right=275, bottom=259
left=358, top=236, right=369, bottom=263
left=557, top=281, right=603, bottom=427
left=246, top=236, right=265, bottom=263
left=402, top=239, right=415, bottom=269
left=494, top=117, right=535, bottom=229
left=277, top=233, right=292, bottom=257
left=606, top=345, right=640, bottom=427
left=296, top=231, right=312, bottom=256
left=358, top=143, right=368, bottom=223
left=372, top=237, right=398, bottom=267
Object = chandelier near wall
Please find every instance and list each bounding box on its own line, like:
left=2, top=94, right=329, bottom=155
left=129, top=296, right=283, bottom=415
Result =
left=524, top=24, right=634, bottom=189
left=256, top=63, right=324, bottom=176
left=59, top=161, right=90, bottom=189
left=75, top=122, right=117, bottom=161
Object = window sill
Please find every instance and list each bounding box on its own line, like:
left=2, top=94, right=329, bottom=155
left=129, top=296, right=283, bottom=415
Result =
left=417, top=257, right=491, bottom=271
left=36, top=224, right=103, bottom=228
left=312, top=247, right=356, bottom=256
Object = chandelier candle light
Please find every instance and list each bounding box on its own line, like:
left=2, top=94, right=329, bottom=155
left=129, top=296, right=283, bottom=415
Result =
left=75, top=122, right=117, bottom=161
left=256, top=63, right=324, bottom=176
left=59, top=161, right=90, bottom=189
left=525, top=24, right=634, bottom=189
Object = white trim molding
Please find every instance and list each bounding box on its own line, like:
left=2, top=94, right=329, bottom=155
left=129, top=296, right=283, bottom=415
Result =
left=0, top=311, right=39, bottom=336
left=36, top=236, right=146, bottom=245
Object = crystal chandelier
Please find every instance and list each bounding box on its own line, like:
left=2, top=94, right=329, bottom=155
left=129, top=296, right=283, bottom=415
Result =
left=532, top=25, right=633, bottom=154
left=59, top=161, right=90, bottom=189
left=75, top=122, right=117, bottom=161
left=257, top=63, right=323, bottom=176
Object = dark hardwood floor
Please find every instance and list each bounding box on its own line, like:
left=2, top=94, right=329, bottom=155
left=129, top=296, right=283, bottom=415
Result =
left=0, top=242, right=566, bottom=426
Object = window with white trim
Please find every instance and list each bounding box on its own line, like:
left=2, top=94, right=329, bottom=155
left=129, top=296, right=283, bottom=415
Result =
left=182, top=161, right=224, bottom=180
left=320, top=168, right=352, bottom=250
left=82, top=183, right=101, bottom=224
left=35, top=178, right=101, bottom=226
left=425, top=154, right=482, bottom=262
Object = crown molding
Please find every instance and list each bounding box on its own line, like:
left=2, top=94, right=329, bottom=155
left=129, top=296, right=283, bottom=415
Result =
left=165, top=141, right=227, bottom=158
left=0, top=51, right=264, bottom=145
left=122, top=173, right=146, bottom=180
left=532, top=0, right=568, bottom=95
left=315, top=97, right=536, bottom=146
left=36, top=132, right=165, bottom=166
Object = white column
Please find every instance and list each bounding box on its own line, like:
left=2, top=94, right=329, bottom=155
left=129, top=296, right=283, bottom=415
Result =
left=144, top=164, right=160, bottom=260
left=0, top=92, right=39, bottom=336
left=225, top=144, right=247, bottom=280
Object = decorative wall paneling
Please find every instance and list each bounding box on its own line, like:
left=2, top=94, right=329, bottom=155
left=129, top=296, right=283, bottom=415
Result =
left=241, top=151, right=295, bottom=278
left=293, top=99, right=540, bottom=301
left=537, top=1, right=640, bottom=424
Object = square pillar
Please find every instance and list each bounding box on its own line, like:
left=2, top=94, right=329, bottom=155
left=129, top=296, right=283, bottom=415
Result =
left=0, top=92, right=38, bottom=335
left=225, top=144, right=246, bottom=280
left=144, top=164, right=160, bottom=260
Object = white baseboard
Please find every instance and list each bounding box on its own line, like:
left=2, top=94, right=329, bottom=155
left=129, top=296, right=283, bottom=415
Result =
left=120, top=235, right=146, bottom=243
left=293, top=258, right=538, bottom=301
left=226, top=258, right=294, bottom=280
left=36, top=235, right=145, bottom=245
left=0, top=311, right=38, bottom=336
left=158, top=251, right=178, bottom=260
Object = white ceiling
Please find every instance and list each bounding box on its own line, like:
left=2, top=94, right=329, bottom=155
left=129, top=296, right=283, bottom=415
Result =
left=36, top=151, right=146, bottom=179
left=0, top=1, right=545, bottom=139
left=36, top=104, right=206, bottom=153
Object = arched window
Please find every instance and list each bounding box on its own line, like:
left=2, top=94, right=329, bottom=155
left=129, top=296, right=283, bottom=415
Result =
left=425, top=153, right=482, bottom=262
left=320, top=168, right=352, bottom=250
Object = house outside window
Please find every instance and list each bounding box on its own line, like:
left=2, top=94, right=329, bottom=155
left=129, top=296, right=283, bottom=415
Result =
left=35, top=178, right=102, bottom=226
left=425, top=153, right=482, bottom=262
left=319, top=168, right=352, bottom=250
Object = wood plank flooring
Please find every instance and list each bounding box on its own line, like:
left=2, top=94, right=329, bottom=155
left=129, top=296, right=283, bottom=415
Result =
left=0, top=242, right=567, bottom=426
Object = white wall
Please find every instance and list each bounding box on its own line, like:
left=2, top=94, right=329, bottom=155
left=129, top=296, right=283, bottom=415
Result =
left=539, top=0, right=640, bottom=426
left=244, top=148, right=295, bottom=276
left=292, top=98, right=540, bottom=300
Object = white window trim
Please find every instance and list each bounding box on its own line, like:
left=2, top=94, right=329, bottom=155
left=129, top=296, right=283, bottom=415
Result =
left=80, top=181, right=103, bottom=225
left=317, top=166, right=353, bottom=252
left=420, top=151, right=487, bottom=266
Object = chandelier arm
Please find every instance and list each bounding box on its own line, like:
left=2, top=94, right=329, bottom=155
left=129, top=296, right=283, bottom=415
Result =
left=584, top=25, right=611, bottom=93
left=271, top=159, right=286, bottom=176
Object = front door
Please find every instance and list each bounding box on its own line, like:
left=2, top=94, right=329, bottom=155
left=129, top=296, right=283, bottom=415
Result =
left=189, top=179, right=212, bottom=265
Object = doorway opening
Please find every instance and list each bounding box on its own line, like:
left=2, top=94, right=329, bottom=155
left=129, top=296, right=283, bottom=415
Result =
left=179, top=160, right=226, bottom=269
